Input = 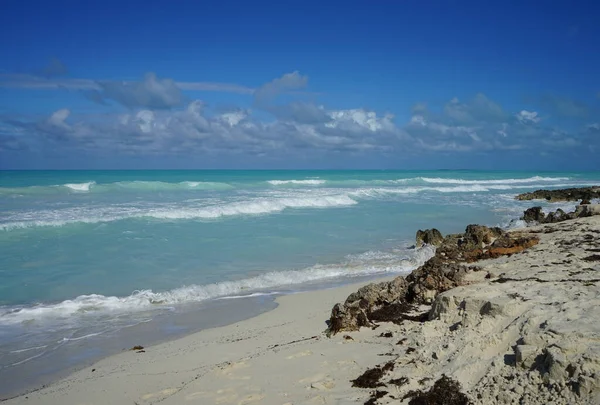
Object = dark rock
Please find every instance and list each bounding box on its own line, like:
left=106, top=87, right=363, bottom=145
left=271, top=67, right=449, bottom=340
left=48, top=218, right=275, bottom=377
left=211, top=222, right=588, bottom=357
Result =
left=522, top=206, right=545, bottom=223
left=327, top=277, right=409, bottom=335
left=416, top=228, right=444, bottom=248
left=515, top=187, right=600, bottom=202
left=545, top=208, right=569, bottom=223
left=521, top=204, right=600, bottom=225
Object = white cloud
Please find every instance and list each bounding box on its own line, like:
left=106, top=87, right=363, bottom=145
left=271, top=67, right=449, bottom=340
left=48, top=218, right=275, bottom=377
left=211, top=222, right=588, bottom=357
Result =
left=516, top=110, right=541, bottom=124
left=220, top=111, right=247, bottom=127
left=443, top=93, right=505, bottom=124
left=254, top=71, right=308, bottom=103
left=1, top=87, right=594, bottom=160
left=0, top=73, right=254, bottom=95
left=326, top=109, right=393, bottom=132
left=586, top=123, right=600, bottom=132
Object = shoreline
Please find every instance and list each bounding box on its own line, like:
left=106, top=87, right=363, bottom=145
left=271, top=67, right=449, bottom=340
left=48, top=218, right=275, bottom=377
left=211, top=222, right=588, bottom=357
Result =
left=4, top=206, right=600, bottom=404
left=0, top=273, right=412, bottom=401
left=3, top=278, right=399, bottom=405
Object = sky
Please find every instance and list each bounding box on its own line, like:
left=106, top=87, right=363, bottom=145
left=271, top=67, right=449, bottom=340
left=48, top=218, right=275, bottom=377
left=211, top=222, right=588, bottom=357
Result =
left=0, top=0, right=599, bottom=170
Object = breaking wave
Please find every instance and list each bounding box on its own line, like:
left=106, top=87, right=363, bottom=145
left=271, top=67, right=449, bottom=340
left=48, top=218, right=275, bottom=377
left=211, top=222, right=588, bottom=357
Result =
left=0, top=245, right=435, bottom=325
left=267, top=179, right=326, bottom=185
left=419, top=176, right=570, bottom=185
left=266, top=176, right=572, bottom=188
left=0, top=180, right=234, bottom=195
left=0, top=194, right=358, bottom=231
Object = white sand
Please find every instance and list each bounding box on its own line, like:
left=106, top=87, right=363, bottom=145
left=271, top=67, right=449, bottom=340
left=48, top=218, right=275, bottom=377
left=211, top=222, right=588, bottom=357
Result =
left=6, top=216, right=600, bottom=405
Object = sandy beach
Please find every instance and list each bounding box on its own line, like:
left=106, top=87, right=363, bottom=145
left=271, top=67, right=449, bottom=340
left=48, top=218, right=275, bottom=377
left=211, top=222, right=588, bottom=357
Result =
left=5, top=210, right=600, bottom=405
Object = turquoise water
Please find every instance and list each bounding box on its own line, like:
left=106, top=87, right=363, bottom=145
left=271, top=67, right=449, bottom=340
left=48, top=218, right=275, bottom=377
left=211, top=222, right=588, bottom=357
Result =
left=1, top=170, right=599, bottom=396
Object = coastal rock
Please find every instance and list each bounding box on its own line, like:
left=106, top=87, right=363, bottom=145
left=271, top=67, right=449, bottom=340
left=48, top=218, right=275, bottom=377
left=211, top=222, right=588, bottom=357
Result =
left=327, top=224, right=539, bottom=335
left=405, top=257, right=469, bottom=304
left=515, top=187, right=600, bottom=202
left=416, top=228, right=444, bottom=247
left=483, top=234, right=539, bottom=258
left=521, top=203, right=600, bottom=224
left=522, top=207, right=545, bottom=223
left=573, top=203, right=600, bottom=217
left=328, top=277, right=409, bottom=334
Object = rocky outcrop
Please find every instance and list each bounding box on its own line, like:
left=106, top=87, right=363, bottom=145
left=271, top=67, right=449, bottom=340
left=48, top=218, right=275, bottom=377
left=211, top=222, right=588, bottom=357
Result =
left=516, top=187, right=600, bottom=202
left=415, top=228, right=444, bottom=247
left=346, top=215, right=600, bottom=405
left=328, top=277, right=408, bottom=333
left=327, top=225, right=539, bottom=335
left=521, top=203, right=600, bottom=224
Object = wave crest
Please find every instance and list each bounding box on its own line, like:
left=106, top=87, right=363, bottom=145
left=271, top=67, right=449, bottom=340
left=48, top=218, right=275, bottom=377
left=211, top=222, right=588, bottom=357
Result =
left=0, top=180, right=234, bottom=196
left=0, top=194, right=358, bottom=231
left=420, top=176, right=570, bottom=185
left=0, top=245, right=435, bottom=325
left=267, top=179, right=326, bottom=186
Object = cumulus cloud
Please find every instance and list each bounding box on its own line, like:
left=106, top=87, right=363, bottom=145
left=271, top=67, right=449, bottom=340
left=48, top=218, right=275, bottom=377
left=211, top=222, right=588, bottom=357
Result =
left=402, top=96, right=580, bottom=153
left=516, top=110, right=541, bottom=124
left=443, top=93, right=506, bottom=124
left=254, top=71, right=308, bottom=104
left=586, top=123, right=600, bottom=133
left=1, top=102, right=405, bottom=157
left=1, top=78, right=595, bottom=164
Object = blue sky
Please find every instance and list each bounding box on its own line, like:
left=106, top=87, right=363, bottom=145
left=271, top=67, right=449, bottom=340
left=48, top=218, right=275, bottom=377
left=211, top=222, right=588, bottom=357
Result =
left=0, top=0, right=599, bottom=170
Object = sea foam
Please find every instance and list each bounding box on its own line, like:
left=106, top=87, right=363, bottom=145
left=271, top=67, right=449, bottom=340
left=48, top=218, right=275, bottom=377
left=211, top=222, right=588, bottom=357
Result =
left=0, top=245, right=435, bottom=325
left=0, top=194, right=358, bottom=231
left=420, top=176, right=570, bottom=185
left=267, top=179, right=327, bottom=185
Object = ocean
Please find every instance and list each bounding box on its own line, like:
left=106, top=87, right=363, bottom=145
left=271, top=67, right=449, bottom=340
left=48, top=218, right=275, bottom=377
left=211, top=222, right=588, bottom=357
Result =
left=1, top=170, right=599, bottom=397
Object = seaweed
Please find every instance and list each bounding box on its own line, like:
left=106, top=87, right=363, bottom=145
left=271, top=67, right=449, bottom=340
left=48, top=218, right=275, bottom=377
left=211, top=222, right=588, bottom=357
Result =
left=369, top=302, right=429, bottom=324
left=351, top=362, right=395, bottom=388
left=403, top=375, right=472, bottom=405
left=389, top=376, right=409, bottom=387
left=364, top=390, right=388, bottom=405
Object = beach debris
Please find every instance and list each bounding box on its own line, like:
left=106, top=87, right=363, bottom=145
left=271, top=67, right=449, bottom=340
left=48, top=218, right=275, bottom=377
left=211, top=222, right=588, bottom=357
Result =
left=130, top=345, right=144, bottom=351
left=364, top=389, right=388, bottom=405
left=403, top=375, right=472, bottom=405
left=343, top=334, right=354, bottom=340
left=379, top=332, right=393, bottom=338
left=351, top=361, right=395, bottom=389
